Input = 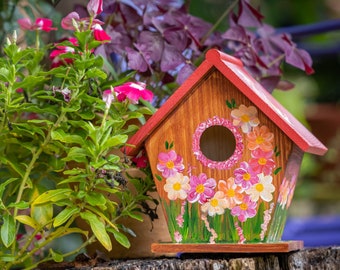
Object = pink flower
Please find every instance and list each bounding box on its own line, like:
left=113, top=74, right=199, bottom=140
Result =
left=114, top=82, right=153, bottom=104
left=92, top=23, right=111, bottom=42
left=249, top=148, right=275, bottom=175
left=187, top=173, right=216, bottom=204
left=102, top=89, right=115, bottom=108
left=231, top=195, right=257, bottom=222
left=157, top=150, right=184, bottom=178
left=234, top=161, right=258, bottom=189
left=49, top=37, right=78, bottom=68
left=61, top=11, right=104, bottom=31
left=87, top=0, right=103, bottom=17
left=131, top=150, right=148, bottom=168
left=18, top=17, right=57, bottom=32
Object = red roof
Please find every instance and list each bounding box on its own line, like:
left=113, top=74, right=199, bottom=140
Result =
left=125, top=49, right=327, bottom=156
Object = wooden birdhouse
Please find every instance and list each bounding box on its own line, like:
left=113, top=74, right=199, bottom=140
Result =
left=124, top=49, right=327, bottom=253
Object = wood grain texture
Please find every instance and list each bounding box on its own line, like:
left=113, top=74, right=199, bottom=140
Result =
left=151, top=241, right=304, bottom=254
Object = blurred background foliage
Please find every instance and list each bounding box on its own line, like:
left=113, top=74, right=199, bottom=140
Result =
left=1, top=0, right=339, bottom=215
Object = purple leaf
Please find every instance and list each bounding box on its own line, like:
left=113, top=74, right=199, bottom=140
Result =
left=176, top=63, right=195, bottom=85
left=160, top=43, right=185, bottom=72
left=237, top=0, right=264, bottom=28
left=139, top=31, right=164, bottom=62
left=126, top=46, right=149, bottom=72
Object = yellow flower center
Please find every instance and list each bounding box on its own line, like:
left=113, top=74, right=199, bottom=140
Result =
left=256, top=183, right=264, bottom=192
left=256, top=136, right=264, bottom=145
left=240, top=203, right=248, bottom=211
left=258, top=158, right=267, bottom=165
left=226, top=189, right=235, bottom=197
left=166, top=160, right=175, bottom=169
left=241, top=114, right=250, bottom=122
left=243, top=172, right=251, bottom=181
left=210, top=198, right=218, bottom=207
left=173, top=182, right=181, bottom=191
left=196, top=184, right=205, bottom=194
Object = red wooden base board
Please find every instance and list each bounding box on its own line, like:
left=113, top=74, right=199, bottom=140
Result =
left=151, top=241, right=304, bottom=254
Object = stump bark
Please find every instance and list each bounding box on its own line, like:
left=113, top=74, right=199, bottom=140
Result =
left=39, top=246, right=339, bottom=270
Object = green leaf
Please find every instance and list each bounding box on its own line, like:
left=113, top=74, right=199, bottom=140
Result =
left=51, top=129, right=85, bottom=144
left=33, top=188, right=72, bottom=205
left=108, top=228, right=130, bottom=249
left=86, top=67, right=107, bottom=80
left=8, top=201, right=30, bottom=210
left=127, top=212, right=143, bottom=222
left=0, top=178, right=19, bottom=198
left=32, top=203, right=53, bottom=227
left=80, top=210, right=112, bottom=251
left=50, top=249, right=64, bottom=263
left=102, top=134, right=128, bottom=149
left=85, top=192, right=107, bottom=207
left=155, top=174, right=162, bottom=181
left=1, top=214, right=16, bottom=247
left=62, top=147, right=88, bottom=163
left=54, top=207, right=79, bottom=227
left=15, top=215, right=37, bottom=229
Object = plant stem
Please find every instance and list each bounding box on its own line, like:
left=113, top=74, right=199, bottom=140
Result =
left=200, top=0, right=239, bottom=44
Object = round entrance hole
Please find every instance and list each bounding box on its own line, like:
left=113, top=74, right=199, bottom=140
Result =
left=199, top=125, right=236, bottom=162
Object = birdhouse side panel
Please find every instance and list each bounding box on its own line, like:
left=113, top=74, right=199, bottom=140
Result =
left=145, top=69, right=295, bottom=243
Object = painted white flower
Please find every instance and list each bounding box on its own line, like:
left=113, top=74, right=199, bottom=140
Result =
left=163, top=173, right=190, bottom=200
left=201, top=191, right=228, bottom=216
left=246, top=173, right=275, bottom=202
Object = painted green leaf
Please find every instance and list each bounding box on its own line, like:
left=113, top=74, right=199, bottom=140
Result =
left=53, top=206, right=79, bottom=227
left=165, top=141, right=169, bottom=149
left=80, top=210, right=112, bottom=251
left=274, top=167, right=282, bottom=175
left=15, top=215, right=37, bottom=229
left=155, top=174, right=162, bottom=181
left=1, top=214, right=16, bottom=248
left=33, top=188, right=72, bottom=205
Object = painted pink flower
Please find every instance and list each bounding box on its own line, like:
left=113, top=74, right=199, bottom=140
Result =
left=18, top=17, right=57, bottom=32
left=247, top=126, right=274, bottom=152
left=114, top=82, right=153, bottom=104
left=187, top=173, right=216, bottom=204
left=249, top=148, right=275, bottom=174
left=231, top=195, right=257, bottom=222
left=231, top=105, right=260, bottom=133
left=278, top=177, right=296, bottom=209
left=163, top=173, right=190, bottom=200
left=174, top=231, right=182, bottom=243
left=49, top=37, right=78, bottom=68
left=157, top=150, right=184, bottom=178
left=218, top=177, right=244, bottom=209
left=234, top=161, right=258, bottom=189
left=92, top=23, right=111, bottom=42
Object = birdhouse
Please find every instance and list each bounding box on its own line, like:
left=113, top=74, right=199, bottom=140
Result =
left=124, top=49, right=327, bottom=253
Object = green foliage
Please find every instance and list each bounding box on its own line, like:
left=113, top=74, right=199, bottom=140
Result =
left=0, top=17, right=155, bottom=270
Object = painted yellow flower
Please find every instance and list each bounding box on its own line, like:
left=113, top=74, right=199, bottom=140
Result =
left=231, top=104, right=260, bottom=133
left=163, top=173, right=190, bottom=200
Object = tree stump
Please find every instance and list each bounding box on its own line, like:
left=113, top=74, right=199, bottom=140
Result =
left=39, top=246, right=339, bottom=269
